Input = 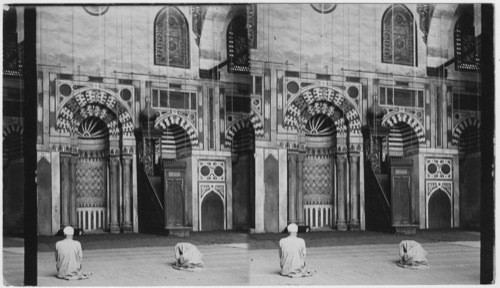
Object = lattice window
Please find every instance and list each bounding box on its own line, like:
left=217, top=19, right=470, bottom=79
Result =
left=382, top=4, right=416, bottom=66
left=227, top=16, right=250, bottom=74
left=154, top=7, right=190, bottom=68
left=455, top=14, right=479, bottom=72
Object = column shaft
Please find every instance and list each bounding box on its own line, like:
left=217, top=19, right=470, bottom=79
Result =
left=288, top=154, right=297, bottom=223
left=69, top=156, right=78, bottom=227
left=122, top=157, right=133, bottom=231
left=60, top=156, right=70, bottom=228
left=349, top=154, right=360, bottom=229
left=296, top=153, right=305, bottom=225
left=336, top=154, right=347, bottom=230
left=109, top=157, right=120, bottom=233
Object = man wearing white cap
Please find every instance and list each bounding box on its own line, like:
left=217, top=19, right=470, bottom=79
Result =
left=55, top=226, right=90, bottom=280
left=278, top=223, right=315, bottom=278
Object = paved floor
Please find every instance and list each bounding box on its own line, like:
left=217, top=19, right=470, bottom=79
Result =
left=249, top=241, right=480, bottom=285
left=3, top=241, right=479, bottom=286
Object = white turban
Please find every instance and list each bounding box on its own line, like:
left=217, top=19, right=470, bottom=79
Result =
left=63, top=226, right=74, bottom=235
left=287, top=223, right=298, bottom=233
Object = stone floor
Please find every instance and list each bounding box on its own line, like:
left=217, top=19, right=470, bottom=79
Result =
left=3, top=240, right=480, bottom=286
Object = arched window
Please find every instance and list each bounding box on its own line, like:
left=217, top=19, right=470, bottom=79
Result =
left=454, top=14, right=479, bottom=71
left=382, top=4, right=416, bottom=66
left=227, top=16, right=250, bottom=74
left=154, top=7, right=190, bottom=68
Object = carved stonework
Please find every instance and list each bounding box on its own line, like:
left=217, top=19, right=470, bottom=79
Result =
left=246, top=4, right=257, bottom=49
left=426, top=180, right=452, bottom=198
left=417, top=4, right=434, bottom=44
left=425, top=158, right=452, bottom=179
left=199, top=183, right=225, bottom=200
left=198, top=160, right=225, bottom=182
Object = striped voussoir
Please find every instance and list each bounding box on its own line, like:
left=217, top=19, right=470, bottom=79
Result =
left=155, top=114, right=199, bottom=147
left=249, top=109, right=264, bottom=137
left=451, top=117, right=480, bottom=146
left=383, top=112, right=426, bottom=145
left=225, top=119, right=251, bottom=148
left=3, top=123, right=23, bottom=139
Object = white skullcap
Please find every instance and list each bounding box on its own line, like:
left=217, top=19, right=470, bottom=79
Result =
left=287, top=223, right=298, bottom=233
left=63, top=226, right=74, bottom=235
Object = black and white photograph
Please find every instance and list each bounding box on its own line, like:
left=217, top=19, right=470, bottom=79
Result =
left=2, top=1, right=496, bottom=286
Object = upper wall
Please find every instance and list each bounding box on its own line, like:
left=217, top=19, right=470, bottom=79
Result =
left=36, top=6, right=199, bottom=78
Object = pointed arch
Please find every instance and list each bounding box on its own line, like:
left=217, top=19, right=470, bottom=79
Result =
left=283, top=85, right=361, bottom=136
left=452, top=116, right=480, bottom=146
left=382, top=4, right=416, bottom=66
left=155, top=113, right=199, bottom=147
left=225, top=118, right=252, bottom=148
left=154, top=6, right=190, bottom=68
left=382, top=111, right=426, bottom=146
left=56, top=88, right=134, bottom=138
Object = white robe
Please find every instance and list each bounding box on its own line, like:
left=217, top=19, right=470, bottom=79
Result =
left=398, top=240, right=429, bottom=268
left=173, top=242, right=204, bottom=271
left=278, top=235, right=315, bottom=277
left=55, top=238, right=90, bottom=280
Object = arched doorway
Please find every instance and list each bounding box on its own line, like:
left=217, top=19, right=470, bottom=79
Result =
left=428, top=189, right=451, bottom=228
left=231, top=125, right=255, bottom=230
left=201, top=192, right=224, bottom=231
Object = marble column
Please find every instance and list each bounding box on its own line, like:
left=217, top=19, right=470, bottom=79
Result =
left=109, top=157, right=120, bottom=233
left=122, top=157, right=133, bottom=232
left=60, top=155, right=70, bottom=228
left=349, top=154, right=360, bottom=229
left=296, top=153, right=305, bottom=225
left=69, top=155, right=78, bottom=227
left=336, top=154, right=347, bottom=230
left=287, top=154, right=297, bottom=223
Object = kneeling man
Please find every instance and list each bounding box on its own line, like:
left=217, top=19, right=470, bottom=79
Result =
left=173, top=242, right=205, bottom=271
left=55, top=226, right=90, bottom=280
left=278, top=223, right=315, bottom=278
left=397, top=240, right=429, bottom=269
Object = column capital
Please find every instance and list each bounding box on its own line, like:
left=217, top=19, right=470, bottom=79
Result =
left=349, top=153, right=360, bottom=162
left=336, top=153, right=347, bottom=163
left=109, top=156, right=120, bottom=166
left=122, top=157, right=132, bottom=166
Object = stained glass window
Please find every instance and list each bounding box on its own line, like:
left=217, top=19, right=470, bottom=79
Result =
left=382, top=4, right=416, bottom=66
left=227, top=16, right=250, bottom=74
left=154, top=7, right=190, bottom=68
left=455, top=14, right=479, bottom=71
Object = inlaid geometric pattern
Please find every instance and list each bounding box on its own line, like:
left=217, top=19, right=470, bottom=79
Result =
left=284, top=86, right=361, bottom=135
left=56, top=89, right=134, bottom=137
left=426, top=181, right=452, bottom=199
left=451, top=117, right=480, bottom=146
left=382, top=112, right=426, bottom=145
left=303, top=155, right=332, bottom=195
left=249, top=109, right=264, bottom=137
left=225, top=119, right=251, bottom=148
left=76, top=160, right=106, bottom=208
left=200, top=183, right=225, bottom=200
left=198, top=160, right=225, bottom=182
left=425, top=158, right=452, bottom=179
